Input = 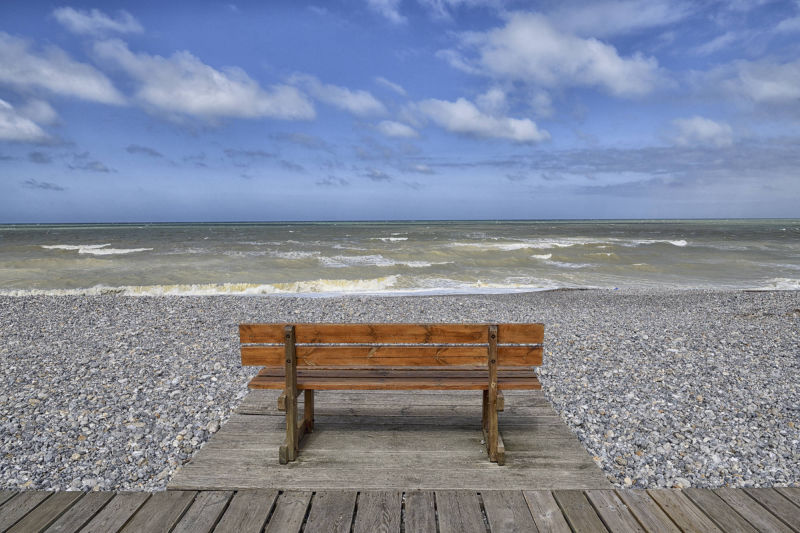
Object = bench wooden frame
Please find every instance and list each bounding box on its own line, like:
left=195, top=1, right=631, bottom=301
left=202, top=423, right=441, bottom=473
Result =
left=239, top=323, right=544, bottom=465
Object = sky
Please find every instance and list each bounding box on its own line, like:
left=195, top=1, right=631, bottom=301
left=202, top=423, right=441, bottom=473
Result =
left=0, top=0, right=799, bottom=222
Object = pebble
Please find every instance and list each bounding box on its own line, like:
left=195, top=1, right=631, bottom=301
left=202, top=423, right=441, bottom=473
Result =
left=0, top=290, right=798, bottom=490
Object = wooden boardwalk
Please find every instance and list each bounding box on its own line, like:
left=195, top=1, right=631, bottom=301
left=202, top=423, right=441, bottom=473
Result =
left=1, top=487, right=798, bottom=532
left=169, top=390, right=611, bottom=490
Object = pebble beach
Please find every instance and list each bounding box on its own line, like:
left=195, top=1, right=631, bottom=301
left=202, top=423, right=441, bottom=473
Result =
left=1, top=289, right=798, bottom=491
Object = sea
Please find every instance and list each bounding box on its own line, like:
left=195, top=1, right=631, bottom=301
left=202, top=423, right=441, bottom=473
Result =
left=0, top=220, right=798, bottom=296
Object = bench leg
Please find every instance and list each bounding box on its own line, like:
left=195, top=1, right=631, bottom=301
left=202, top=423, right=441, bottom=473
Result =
left=279, top=388, right=299, bottom=464
left=304, top=389, right=314, bottom=432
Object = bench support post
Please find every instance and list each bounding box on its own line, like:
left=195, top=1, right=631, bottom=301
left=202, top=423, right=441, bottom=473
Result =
left=304, top=389, right=314, bottom=432
left=486, top=325, right=505, bottom=464
left=279, top=325, right=299, bottom=464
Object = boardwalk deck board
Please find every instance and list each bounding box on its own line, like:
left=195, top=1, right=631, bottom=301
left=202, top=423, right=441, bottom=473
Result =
left=3, top=488, right=799, bottom=531
left=553, top=490, right=609, bottom=532
left=436, top=490, right=486, bottom=533
left=585, top=490, right=645, bottom=533
left=647, top=489, right=722, bottom=533
left=170, top=490, right=233, bottom=533
left=352, top=491, right=401, bottom=533
left=170, top=390, right=609, bottom=491
left=7, top=491, right=82, bottom=533
left=743, top=488, right=800, bottom=532
left=523, top=490, right=571, bottom=532
left=715, top=487, right=795, bottom=533
left=0, top=491, right=52, bottom=531
left=44, top=492, right=114, bottom=533
left=616, top=490, right=680, bottom=533
left=777, top=487, right=800, bottom=508
left=0, top=492, right=16, bottom=508
left=482, top=490, right=538, bottom=533
left=80, top=492, right=150, bottom=533
left=263, top=491, right=311, bottom=533
left=403, top=491, right=436, bottom=533
left=303, top=491, right=356, bottom=533
left=213, top=489, right=278, bottom=533
left=683, top=488, right=759, bottom=533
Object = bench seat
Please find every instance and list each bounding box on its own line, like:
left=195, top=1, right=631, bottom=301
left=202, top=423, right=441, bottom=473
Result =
left=249, top=367, right=541, bottom=390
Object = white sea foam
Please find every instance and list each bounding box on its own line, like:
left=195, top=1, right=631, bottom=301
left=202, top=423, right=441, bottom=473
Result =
left=753, top=278, right=800, bottom=290
left=371, top=237, right=408, bottom=242
left=531, top=254, right=553, bottom=260
left=319, top=255, right=448, bottom=268
left=41, top=244, right=152, bottom=255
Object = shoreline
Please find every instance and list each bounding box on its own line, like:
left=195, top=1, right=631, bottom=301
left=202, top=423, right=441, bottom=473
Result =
left=1, top=289, right=798, bottom=490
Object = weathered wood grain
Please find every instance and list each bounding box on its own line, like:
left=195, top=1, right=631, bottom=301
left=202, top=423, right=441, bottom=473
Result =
left=482, top=490, right=538, bottom=532
left=44, top=492, right=114, bottom=533
left=6, top=491, right=82, bottom=533
left=352, top=491, right=401, bottom=533
left=585, top=490, right=644, bottom=533
left=553, top=490, right=608, bottom=532
left=80, top=492, right=150, bottom=533
left=615, top=490, right=680, bottom=533
left=716, top=487, right=794, bottom=533
left=776, top=487, right=800, bottom=508
left=523, top=490, right=571, bottom=532
left=403, top=491, right=436, bottom=533
left=0, top=491, right=16, bottom=507
left=0, top=492, right=53, bottom=531
left=436, top=490, right=486, bottom=533
left=241, top=323, right=494, bottom=344
left=213, top=489, right=278, bottom=533
left=683, top=488, right=759, bottom=533
left=171, top=490, right=233, bottom=533
left=303, top=491, right=356, bottom=533
left=119, top=490, right=196, bottom=533
left=264, top=491, right=312, bottom=533
left=743, top=488, right=800, bottom=531
left=647, top=489, right=722, bottom=533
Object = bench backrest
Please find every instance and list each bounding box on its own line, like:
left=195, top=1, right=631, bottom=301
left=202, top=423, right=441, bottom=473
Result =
left=240, top=323, right=544, bottom=368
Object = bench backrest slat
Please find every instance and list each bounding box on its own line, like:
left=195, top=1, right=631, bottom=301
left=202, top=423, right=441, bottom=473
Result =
left=241, top=345, right=542, bottom=367
left=239, top=323, right=543, bottom=368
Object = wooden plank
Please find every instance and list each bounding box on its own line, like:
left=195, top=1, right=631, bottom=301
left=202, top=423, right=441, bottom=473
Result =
left=0, top=492, right=52, bottom=531
left=716, top=487, right=794, bottom=533
left=683, top=488, right=759, bottom=533
left=776, top=487, right=800, bottom=508
left=403, top=491, right=436, bottom=533
left=304, top=491, right=357, bottom=533
left=616, top=490, right=680, bottom=533
left=242, top=345, right=541, bottom=366
left=241, top=323, right=491, bottom=343
left=553, top=490, right=608, bottom=532
left=488, top=325, right=499, bottom=463
left=80, top=492, right=150, bottom=533
left=304, top=389, right=315, bottom=432
left=585, top=490, right=645, bottom=533
left=283, top=325, right=299, bottom=464
left=119, top=490, right=195, bottom=532
left=45, top=492, right=115, bottom=533
left=647, top=489, right=722, bottom=533
left=498, top=323, right=545, bottom=344
left=214, top=489, right=279, bottom=533
left=481, top=490, right=537, bottom=532
left=264, top=491, right=312, bottom=533
left=523, top=490, right=571, bottom=532
left=7, top=491, right=83, bottom=533
left=744, top=488, right=800, bottom=531
left=0, top=491, right=16, bottom=507
left=436, top=490, right=485, bottom=533
left=171, top=490, right=233, bottom=533
left=482, top=427, right=506, bottom=466
left=352, top=491, right=401, bottom=533
left=249, top=373, right=540, bottom=391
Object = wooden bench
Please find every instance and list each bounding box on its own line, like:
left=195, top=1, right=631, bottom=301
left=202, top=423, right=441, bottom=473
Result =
left=239, top=323, right=544, bottom=465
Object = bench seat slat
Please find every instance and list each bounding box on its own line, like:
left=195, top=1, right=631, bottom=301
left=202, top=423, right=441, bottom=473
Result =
left=248, top=368, right=541, bottom=391
left=240, top=323, right=544, bottom=344
left=241, top=345, right=542, bottom=367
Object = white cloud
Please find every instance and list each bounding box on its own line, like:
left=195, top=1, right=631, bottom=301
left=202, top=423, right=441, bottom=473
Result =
left=717, top=59, right=800, bottom=104
left=530, top=90, right=554, bottom=118
left=475, top=87, right=507, bottom=115
left=449, top=13, right=661, bottom=97
left=366, top=0, right=406, bottom=24
left=670, top=116, right=733, bottom=147
left=549, top=1, right=692, bottom=38
left=377, top=120, right=419, bottom=138
left=0, top=99, right=49, bottom=142
left=775, top=16, right=800, bottom=33
left=290, top=74, right=386, bottom=116
left=0, top=32, right=124, bottom=104
left=693, top=31, right=738, bottom=56
left=416, top=97, right=549, bottom=143
left=53, top=7, right=143, bottom=35
left=375, top=76, right=407, bottom=96
left=19, top=100, right=58, bottom=125
left=93, top=39, right=314, bottom=120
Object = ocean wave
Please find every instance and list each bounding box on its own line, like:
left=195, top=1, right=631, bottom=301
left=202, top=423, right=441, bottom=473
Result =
left=41, top=244, right=153, bottom=255
left=319, top=255, right=449, bottom=268
left=531, top=254, right=553, bottom=260
left=371, top=237, right=409, bottom=242
left=752, top=278, right=800, bottom=290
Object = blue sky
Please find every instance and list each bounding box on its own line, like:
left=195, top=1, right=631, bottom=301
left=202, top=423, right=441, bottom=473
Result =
left=1, top=0, right=799, bottom=222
